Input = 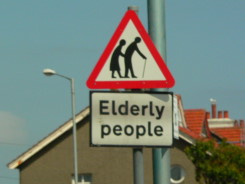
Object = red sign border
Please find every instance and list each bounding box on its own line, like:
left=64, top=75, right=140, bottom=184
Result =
left=86, top=10, right=175, bottom=89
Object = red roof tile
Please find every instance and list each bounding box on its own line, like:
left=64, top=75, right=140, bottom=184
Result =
left=211, top=127, right=242, bottom=146
left=184, top=109, right=206, bottom=136
left=179, top=127, right=200, bottom=139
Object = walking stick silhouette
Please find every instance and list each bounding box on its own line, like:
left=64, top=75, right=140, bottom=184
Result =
left=142, top=59, right=147, bottom=78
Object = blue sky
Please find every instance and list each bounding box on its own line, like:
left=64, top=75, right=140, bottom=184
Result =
left=0, top=0, right=244, bottom=183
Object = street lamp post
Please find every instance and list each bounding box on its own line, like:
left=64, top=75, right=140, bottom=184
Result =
left=43, top=68, right=78, bottom=184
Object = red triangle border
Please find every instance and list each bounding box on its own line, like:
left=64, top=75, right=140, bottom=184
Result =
left=86, top=10, right=175, bottom=89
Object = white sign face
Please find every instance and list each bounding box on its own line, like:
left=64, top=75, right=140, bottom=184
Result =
left=90, top=91, right=173, bottom=147
left=96, top=20, right=166, bottom=82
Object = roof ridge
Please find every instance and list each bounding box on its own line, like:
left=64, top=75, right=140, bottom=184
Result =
left=8, top=107, right=90, bottom=169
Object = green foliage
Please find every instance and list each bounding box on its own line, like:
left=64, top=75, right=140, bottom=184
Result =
left=185, top=139, right=245, bottom=184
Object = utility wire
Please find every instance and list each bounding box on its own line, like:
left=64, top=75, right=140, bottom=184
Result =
left=0, top=141, right=30, bottom=146
left=0, top=175, right=18, bottom=180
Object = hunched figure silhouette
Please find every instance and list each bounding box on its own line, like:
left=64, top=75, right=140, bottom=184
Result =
left=124, top=37, right=146, bottom=78
left=110, top=39, right=126, bottom=78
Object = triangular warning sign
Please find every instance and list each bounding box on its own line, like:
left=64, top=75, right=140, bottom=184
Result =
left=86, top=10, right=175, bottom=89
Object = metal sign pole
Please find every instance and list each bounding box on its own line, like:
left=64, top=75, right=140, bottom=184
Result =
left=133, top=148, right=144, bottom=184
left=147, top=0, right=171, bottom=184
left=128, top=6, right=144, bottom=184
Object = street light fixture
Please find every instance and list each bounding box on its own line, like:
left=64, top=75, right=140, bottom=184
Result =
left=43, top=68, right=56, bottom=76
left=43, top=68, right=78, bottom=184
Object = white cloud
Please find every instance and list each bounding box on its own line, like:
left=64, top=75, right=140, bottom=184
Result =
left=0, top=111, right=27, bottom=143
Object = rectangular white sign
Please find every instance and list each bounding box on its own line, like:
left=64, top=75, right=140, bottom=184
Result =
left=90, top=91, right=173, bottom=147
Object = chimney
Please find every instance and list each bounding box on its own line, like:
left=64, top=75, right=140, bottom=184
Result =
left=224, top=111, right=229, bottom=118
left=240, top=120, right=245, bottom=127
left=218, top=111, right=223, bottom=118
left=234, top=120, right=239, bottom=127
left=206, top=112, right=211, bottom=119
left=210, top=98, right=217, bottom=118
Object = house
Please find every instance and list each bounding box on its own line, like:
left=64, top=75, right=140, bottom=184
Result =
left=180, top=97, right=244, bottom=147
left=7, top=95, right=244, bottom=184
left=207, top=100, right=245, bottom=147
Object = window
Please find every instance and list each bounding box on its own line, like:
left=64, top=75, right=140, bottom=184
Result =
left=170, top=165, right=185, bottom=184
left=72, top=174, right=92, bottom=184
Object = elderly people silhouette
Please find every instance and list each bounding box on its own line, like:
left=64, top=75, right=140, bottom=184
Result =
left=110, top=37, right=146, bottom=78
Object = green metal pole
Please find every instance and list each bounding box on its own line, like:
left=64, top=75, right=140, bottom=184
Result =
left=147, top=0, right=167, bottom=59
left=128, top=6, right=144, bottom=184
left=147, top=0, right=171, bottom=184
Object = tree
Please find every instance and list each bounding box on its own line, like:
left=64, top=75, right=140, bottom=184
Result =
left=185, top=139, right=245, bottom=184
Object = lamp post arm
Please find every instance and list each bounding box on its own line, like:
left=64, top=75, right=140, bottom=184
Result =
left=55, top=73, right=73, bottom=81
left=54, top=74, right=78, bottom=184
left=43, top=69, right=78, bottom=184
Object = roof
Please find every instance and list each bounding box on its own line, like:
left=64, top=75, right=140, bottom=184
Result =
left=8, top=107, right=90, bottom=169
left=184, top=109, right=207, bottom=137
left=211, top=127, right=243, bottom=146
left=179, top=127, right=201, bottom=140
